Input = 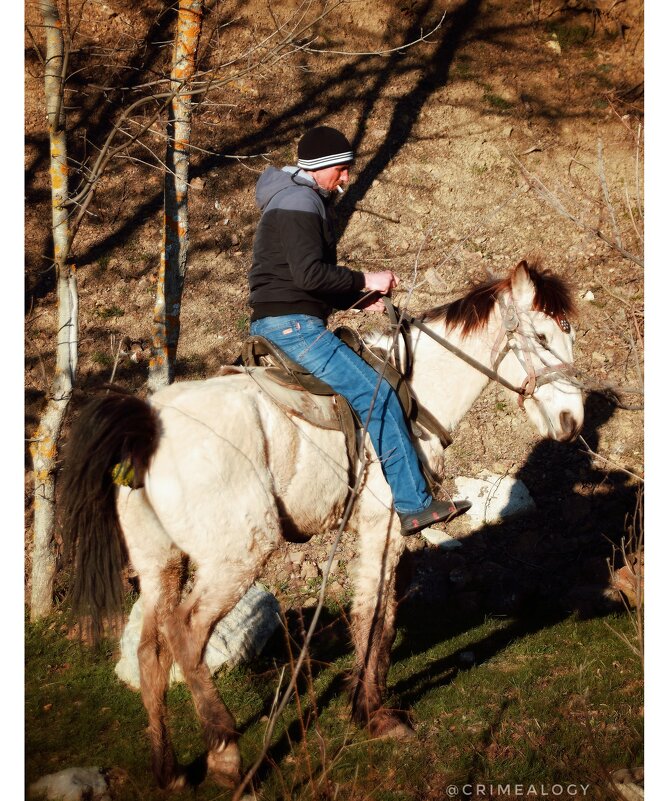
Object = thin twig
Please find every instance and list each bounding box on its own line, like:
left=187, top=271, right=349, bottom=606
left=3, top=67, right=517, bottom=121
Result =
left=122, top=115, right=269, bottom=162
left=634, top=123, right=643, bottom=223
left=303, top=13, right=445, bottom=55
left=511, top=153, right=644, bottom=268
left=597, top=138, right=623, bottom=250
left=604, top=489, right=643, bottom=664
left=108, top=334, right=124, bottom=385
left=353, top=204, right=401, bottom=224
left=577, top=435, right=643, bottom=482
left=25, top=24, right=46, bottom=66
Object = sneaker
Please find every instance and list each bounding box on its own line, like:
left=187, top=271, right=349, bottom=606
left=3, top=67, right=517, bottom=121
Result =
left=399, top=498, right=472, bottom=536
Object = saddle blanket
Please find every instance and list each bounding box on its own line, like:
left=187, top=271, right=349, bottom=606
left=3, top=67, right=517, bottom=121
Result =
left=219, top=365, right=358, bottom=466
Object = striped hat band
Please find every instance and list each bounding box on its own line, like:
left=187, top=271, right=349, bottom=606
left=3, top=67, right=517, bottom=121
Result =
left=297, top=152, right=354, bottom=170
left=297, top=126, right=354, bottom=171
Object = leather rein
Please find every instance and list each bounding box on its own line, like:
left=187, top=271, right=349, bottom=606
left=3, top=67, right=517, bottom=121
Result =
left=382, top=296, right=576, bottom=409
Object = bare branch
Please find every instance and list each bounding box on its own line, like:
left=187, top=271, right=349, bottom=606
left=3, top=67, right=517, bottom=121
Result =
left=108, top=334, right=124, bottom=385
left=634, top=123, right=643, bottom=223
left=511, top=153, right=644, bottom=268
left=304, top=14, right=446, bottom=56
left=25, top=24, right=46, bottom=66
left=67, top=95, right=173, bottom=243
left=578, top=435, right=644, bottom=482
left=597, top=138, right=623, bottom=250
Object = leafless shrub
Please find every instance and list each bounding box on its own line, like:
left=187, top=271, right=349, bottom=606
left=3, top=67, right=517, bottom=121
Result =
left=606, top=486, right=643, bottom=667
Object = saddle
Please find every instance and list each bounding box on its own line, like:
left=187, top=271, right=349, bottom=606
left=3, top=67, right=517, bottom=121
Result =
left=236, top=312, right=452, bottom=489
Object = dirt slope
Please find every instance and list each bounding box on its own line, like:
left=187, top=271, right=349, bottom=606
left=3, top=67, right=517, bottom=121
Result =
left=25, top=0, right=643, bottom=610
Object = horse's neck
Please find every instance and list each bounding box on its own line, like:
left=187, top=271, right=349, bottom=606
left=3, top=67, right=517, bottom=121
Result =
left=407, top=315, right=498, bottom=432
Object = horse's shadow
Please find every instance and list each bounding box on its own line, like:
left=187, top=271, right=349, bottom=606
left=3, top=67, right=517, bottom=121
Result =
left=393, top=389, right=638, bottom=663
left=231, top=390, right=640, bottom=790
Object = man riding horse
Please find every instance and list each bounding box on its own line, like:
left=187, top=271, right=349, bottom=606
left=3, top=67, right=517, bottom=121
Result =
left=248, top=124, right=471, bottom=535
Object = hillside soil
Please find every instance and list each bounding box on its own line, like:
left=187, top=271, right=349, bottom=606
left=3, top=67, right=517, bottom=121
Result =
left=25, top=0, right=643, bottom=658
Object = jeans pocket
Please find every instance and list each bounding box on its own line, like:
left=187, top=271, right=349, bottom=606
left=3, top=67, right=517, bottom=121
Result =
left=252, top=318, right=295, bottom=338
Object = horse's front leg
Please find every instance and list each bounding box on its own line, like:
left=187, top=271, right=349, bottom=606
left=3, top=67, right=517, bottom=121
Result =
left=348, top=504, right=413, bottom=740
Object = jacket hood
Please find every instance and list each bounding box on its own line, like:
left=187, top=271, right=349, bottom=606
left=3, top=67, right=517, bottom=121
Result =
left=255, top=166, right=323, bottom=210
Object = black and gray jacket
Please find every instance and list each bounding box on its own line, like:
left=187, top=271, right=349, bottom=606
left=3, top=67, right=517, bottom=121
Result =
left=249, top=166, right=366, bottom=321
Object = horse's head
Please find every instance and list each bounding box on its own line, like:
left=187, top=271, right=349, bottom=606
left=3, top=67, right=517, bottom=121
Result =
left=492, top=260, right=584, bottom=442
left=425, top=258, right=584, bottom=442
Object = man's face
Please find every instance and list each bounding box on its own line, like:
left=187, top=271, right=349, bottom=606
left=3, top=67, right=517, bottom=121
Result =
left=313, top=163, right=350, bottom=192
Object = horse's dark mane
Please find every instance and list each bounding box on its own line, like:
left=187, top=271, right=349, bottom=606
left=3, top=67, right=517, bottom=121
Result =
left=421, top=259, right=575, bottom=335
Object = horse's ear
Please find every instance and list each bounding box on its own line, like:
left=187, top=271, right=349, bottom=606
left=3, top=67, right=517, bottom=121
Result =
left=510, top=260, right=535, bottom=307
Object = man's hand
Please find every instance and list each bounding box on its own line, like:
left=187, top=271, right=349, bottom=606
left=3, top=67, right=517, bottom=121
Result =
left=363, top=270, right=399, bottom=295
left=358, top=293, right=387, bottom=312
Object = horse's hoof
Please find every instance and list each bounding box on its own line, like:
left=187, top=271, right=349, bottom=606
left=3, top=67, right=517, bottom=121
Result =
left=164, top=772, right=188, bottom=792
left=207, top=742, right=242, bottom=789
left=376, top=722, right=417, bottom=741
left=368, top=710, right=416, bottom=742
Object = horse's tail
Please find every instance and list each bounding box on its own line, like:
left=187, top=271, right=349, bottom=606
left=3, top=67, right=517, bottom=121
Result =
left=60, top=388, right=161, bottom=639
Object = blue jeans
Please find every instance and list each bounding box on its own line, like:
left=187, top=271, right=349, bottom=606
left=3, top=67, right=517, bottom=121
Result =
left=250, top=315, right=431, bottom=514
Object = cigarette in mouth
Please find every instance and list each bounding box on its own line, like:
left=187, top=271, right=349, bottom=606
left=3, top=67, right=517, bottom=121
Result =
left=336, top=185, right=344, bottom=195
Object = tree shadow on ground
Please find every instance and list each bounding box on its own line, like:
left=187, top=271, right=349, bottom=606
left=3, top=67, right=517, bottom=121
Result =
left=29, top=0, right=632, bottom=304
left=64, top=0, right=483, bottom=272
left=26, top=0, right=643, bottom=338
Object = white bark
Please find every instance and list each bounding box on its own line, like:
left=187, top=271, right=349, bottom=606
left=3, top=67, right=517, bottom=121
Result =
left=30, top=0, right=78, bottom=620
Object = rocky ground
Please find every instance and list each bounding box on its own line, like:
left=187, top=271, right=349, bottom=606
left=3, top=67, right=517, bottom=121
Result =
left=25, top=0, right=644, bottom=615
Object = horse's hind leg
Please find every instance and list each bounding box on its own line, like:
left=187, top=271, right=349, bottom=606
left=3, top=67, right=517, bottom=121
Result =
left=117, top=489, right=185, bottom=790
left=137, top=557, right=185, bottom=789
left=162, top=562, right=260, bottom=788
left=349, top=509, right=412, bottom=739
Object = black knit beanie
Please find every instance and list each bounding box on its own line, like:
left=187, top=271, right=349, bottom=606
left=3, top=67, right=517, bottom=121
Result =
left=297, top=126, right=354, bottom=170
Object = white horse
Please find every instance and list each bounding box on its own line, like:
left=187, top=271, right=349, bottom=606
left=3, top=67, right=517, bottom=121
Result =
left=61, top=259, right=584, bottom=790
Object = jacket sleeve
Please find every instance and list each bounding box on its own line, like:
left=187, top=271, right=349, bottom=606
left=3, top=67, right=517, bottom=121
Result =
left=277, top=206, right=365, bottom=296
left=326, top=287, right=368, bottom=311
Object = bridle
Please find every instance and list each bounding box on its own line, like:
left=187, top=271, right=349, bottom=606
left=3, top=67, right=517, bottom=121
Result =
left=383, top=295, right=577, bottom=409
left=489, top=292, right=577, bottom=408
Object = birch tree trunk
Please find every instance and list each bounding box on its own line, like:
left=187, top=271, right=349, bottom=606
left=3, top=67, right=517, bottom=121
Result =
left=148, top=0, right=203, bottom=391
left=30, top=0, right=78, bottom=619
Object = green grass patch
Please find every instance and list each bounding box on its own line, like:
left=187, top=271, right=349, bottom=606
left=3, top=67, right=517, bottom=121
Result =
left=91, top=351, right=113, bottom=367
left=482, top=92, right=513, bottom=113
left=471, top=163, right=489, bottom=176
left=546, top=22, right=591, bottom=49
left=453, top=55, right=475, bottom=80
left=93, top=255, right=111, bottom=277
left=26, top=605, right=642, bottom=800
left=95, top=305, right=125, bottom=319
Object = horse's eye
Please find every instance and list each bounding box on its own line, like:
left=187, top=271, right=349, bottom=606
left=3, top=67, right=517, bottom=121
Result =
left=536, top=333, right=548, bottom=346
